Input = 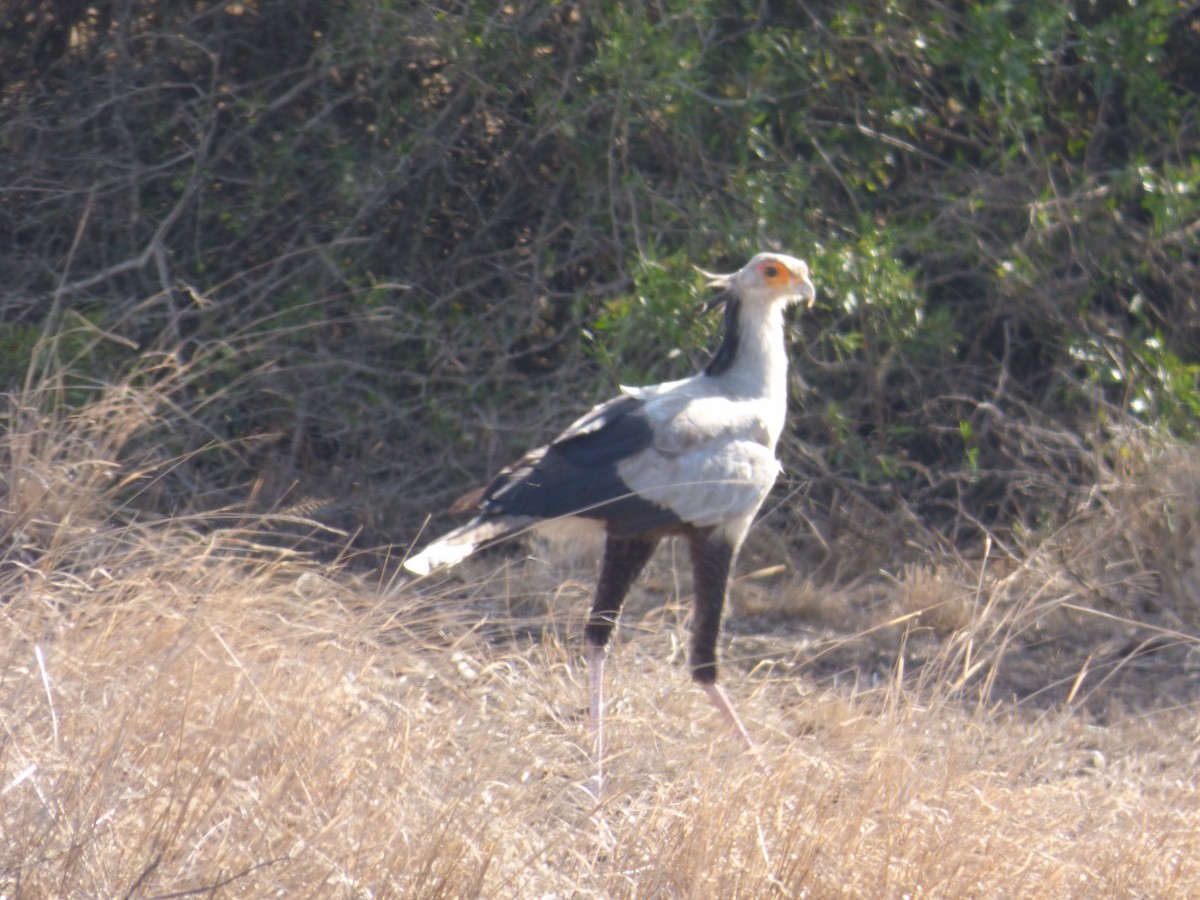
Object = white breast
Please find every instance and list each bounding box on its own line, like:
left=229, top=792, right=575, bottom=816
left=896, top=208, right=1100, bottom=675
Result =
left=614, top=375, right=784, bottom=540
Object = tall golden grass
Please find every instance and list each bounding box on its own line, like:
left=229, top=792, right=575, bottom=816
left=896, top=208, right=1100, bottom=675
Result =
left=3, top=365, right=1198, bottom=897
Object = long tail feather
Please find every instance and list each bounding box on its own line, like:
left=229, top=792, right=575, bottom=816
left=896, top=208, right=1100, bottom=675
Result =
left=403, top=517, right=531, bottom=576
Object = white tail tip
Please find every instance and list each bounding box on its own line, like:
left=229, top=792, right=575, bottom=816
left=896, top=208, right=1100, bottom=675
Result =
left=403, top=517, right=532, bottom=577
left=403, top=539, right=477, bottom=577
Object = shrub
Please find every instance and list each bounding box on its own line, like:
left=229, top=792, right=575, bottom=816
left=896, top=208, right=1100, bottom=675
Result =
left=1, top=0, right=1196, bottom=561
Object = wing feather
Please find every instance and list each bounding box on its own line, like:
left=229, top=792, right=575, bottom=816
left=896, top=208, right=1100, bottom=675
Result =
left=448, top=377, right=782, bottom=540
left=469, top=394, right=681, bottom=532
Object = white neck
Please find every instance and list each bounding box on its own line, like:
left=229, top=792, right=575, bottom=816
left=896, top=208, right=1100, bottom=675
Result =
left=701, top=299, right=790, bottom=450
left=706, top=300, right=789, bottom=402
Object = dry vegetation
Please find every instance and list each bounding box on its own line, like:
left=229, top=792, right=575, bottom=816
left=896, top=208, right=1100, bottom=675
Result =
left=3, top=376, right=1199, bottom=898
left=4, top=2, right=1200, bottom=895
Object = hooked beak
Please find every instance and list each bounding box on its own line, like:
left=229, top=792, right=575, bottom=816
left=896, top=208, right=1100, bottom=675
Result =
left=798, top=278, right=817, bottom=309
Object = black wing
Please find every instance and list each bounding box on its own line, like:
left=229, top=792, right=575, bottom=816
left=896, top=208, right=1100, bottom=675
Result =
left=476, top=395, right=682, bottom=535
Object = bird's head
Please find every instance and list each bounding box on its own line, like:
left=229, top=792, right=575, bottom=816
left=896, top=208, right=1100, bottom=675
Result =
left=698, top=252, right=816, bottom=313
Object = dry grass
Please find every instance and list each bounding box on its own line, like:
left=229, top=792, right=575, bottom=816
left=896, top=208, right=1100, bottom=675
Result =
left=2, top=387, right=1199, bottom=897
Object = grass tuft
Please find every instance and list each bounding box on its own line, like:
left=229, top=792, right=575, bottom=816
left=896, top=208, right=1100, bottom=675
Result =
left=2, top=368, right=1198, bottom=895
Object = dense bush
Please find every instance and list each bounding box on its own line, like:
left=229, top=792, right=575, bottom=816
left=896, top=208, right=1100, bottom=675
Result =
left=1, top=0, right=1197, bottom=561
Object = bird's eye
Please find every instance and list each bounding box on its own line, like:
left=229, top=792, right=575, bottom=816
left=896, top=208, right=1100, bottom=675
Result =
left=760, top=261, right=790, bottom=284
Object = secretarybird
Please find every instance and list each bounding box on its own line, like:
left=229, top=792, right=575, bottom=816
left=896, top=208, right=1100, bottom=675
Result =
left=405, top=252, right=816, bottom=793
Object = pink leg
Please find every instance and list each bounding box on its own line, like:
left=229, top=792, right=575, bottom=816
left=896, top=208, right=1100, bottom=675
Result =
left=701, top=681, right=756, bottom=752
left=587, top=643, right=607, bottom=801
